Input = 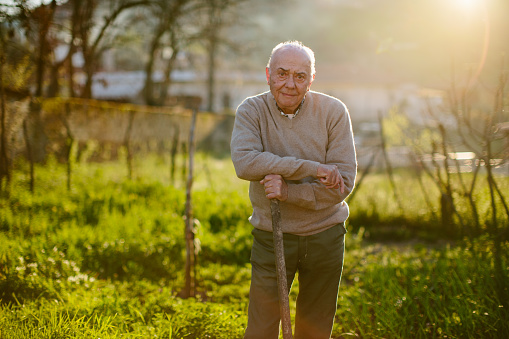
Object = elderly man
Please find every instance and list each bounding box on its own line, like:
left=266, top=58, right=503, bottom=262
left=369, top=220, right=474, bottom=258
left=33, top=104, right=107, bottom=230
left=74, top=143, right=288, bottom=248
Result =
left=231, top=41, right=357, bottom=339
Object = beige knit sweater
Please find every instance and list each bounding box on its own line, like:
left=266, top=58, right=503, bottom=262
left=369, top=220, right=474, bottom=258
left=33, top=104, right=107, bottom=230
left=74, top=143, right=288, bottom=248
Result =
left=231, top=91, right=357, bottom=236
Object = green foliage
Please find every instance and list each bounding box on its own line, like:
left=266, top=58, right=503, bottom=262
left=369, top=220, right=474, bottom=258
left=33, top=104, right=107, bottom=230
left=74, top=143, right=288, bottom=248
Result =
left=1, top=55, right=33, bottom=92
left=348, top=168, right=509, bottom=241
left=0, top=156, right=507, bottom=338
left=336, top=234, right=509, bottom=338
left=0, top=239, right=96, bottom=304
left=381, top=107, right=412, bottom=147
left=0, top=281, right=246, bottom=338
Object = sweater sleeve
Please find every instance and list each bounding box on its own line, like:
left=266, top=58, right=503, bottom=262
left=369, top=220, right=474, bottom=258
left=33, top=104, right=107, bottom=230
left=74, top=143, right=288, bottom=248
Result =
left=285, top=103, right=357, bottom=210
left=231, top=99, right=320, bottom=182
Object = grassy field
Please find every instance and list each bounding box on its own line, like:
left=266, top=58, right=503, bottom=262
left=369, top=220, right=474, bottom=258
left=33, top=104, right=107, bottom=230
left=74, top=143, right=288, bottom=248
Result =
left=0, top=154, right=508, bottom=338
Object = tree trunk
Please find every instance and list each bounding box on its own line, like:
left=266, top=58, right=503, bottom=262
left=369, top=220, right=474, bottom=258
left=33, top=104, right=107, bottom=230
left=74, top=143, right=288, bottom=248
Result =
left=144, top=25, right=164, bottom=106
left=158, top=35, right=179, bottom=106
left=207, top=33, right=217, bottom=113
left=82, top=56, right=94, bottom=99
left=34, top=0, right=57, bottom=98
left=0, top=52, right=9, bottom=185
left=22, top=119, right=35, bottom=193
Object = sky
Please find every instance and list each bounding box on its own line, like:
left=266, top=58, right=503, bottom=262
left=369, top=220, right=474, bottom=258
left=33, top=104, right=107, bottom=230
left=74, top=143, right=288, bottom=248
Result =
left=0, top=0, right=66, bottom=12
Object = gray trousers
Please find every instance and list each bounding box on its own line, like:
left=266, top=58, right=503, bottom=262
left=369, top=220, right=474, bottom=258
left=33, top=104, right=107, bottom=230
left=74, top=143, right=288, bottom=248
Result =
left=244, top=223, right=346, bottom=339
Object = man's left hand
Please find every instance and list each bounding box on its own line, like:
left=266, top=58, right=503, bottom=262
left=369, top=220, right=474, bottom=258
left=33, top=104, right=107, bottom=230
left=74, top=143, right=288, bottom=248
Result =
left=317, top=164, right=345, bottom=193
left=260, top=174, right=288, bottom=201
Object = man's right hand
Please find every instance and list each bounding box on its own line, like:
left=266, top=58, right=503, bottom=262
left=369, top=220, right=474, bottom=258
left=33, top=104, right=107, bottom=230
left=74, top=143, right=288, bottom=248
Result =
left=260, top=174, right=288, bottom=201
left=317, top=164, right=345, bottom=193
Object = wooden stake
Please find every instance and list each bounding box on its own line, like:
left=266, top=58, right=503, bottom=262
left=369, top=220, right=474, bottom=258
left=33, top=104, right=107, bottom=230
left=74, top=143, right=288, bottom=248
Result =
left=184, top=107, right=198, bottom=298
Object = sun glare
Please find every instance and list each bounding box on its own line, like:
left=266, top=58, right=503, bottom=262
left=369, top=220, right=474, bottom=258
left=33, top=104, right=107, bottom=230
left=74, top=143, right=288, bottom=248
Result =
left=454, top=0, right=483, bottom=10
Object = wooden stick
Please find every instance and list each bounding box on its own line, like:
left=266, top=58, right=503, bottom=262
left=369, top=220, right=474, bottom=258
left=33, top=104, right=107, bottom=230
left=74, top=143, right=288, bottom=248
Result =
left=270, top=199, right=293, bottom=339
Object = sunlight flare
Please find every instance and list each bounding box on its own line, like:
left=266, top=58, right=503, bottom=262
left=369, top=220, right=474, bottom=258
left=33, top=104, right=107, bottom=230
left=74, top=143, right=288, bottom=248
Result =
left=453, top=0, right=483, bottom=11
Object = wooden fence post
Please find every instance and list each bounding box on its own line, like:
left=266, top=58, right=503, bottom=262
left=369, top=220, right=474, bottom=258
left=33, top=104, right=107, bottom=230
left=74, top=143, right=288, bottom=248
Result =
left=22, top=119, right=34, bottom=193
left=62, top=101, right=76, bottom=191
left=170, top=124, right=179, bottom=185
left=124, top=110, right=136, bottom=180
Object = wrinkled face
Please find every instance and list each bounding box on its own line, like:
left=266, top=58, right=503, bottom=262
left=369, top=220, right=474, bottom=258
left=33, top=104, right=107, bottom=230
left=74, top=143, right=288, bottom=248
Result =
left=266, top=47, right=315, bottom=115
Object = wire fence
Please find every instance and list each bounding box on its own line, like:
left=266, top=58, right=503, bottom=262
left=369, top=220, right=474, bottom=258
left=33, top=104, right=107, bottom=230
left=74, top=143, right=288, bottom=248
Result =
left=2, top=97, right=234, bottom=188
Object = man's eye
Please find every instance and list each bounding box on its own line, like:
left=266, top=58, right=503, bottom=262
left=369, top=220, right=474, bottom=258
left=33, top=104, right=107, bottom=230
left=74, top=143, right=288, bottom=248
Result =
left=278, top=72, right=287, bottom=78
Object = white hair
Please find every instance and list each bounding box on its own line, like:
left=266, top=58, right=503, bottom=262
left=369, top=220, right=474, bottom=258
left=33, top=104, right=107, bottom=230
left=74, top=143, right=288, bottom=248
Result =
left=266, top=40, right=316, bottom=75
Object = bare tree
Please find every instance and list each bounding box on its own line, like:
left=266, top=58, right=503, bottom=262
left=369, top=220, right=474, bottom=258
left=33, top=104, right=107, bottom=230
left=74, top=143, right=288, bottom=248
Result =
left=0, top=5, right=33, bottom=185
left=0, top=32, right=8, bottom=185
left=201, top=0, right=247, bottom=112
left=72, top=0, right=151, bottom=99
left=380, top=58, right=508, bottom=240
left=13, top=0, right=59, bottom=161
left=142, top=0, right=192, bottom=106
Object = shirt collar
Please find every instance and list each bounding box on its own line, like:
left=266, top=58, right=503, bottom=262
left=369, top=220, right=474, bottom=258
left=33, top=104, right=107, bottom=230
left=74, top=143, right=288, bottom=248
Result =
left=275, top=96, right=306, bottom=119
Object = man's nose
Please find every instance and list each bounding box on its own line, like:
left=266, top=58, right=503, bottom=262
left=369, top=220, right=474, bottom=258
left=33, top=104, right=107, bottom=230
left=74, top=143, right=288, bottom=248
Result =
left=285, top=75, right=296, bottom=88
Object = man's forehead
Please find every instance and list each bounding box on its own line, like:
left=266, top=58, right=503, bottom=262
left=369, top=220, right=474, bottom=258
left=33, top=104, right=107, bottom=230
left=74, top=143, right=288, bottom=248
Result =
left=271, top=47, right=312, bottom=71
left=276, top=67, right=308, bottom=75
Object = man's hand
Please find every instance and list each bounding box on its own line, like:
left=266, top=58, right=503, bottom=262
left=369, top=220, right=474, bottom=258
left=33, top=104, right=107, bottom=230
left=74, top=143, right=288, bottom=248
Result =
left=260, top=174, right=288, bottom=201
left=317, top=164, right=345, bottom=193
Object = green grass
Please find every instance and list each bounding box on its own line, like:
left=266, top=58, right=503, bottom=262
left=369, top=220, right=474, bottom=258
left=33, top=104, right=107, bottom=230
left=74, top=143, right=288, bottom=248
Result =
left=348, top=168, right=509, bottom=241
left=0, top=155, right=508, bottom=338
left=336, top=236, right=508, bottom=338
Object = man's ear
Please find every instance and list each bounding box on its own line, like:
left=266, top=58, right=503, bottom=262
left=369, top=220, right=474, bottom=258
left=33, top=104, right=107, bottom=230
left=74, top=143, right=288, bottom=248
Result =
left=265, top=67, right=270, bottom=85
left=307, top=73, right=315, bottom=90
